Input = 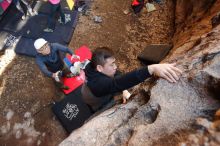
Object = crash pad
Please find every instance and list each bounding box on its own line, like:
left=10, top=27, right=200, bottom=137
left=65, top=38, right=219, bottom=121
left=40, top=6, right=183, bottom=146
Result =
left=62, top=70, right=86, bottom=95
left=52, top=85, right=92, bottom=133
left=0, top=31, right=18, bottom=51
left=74, top=45, right=92, bottom=62
left=14, top=37, right=37, bottom=57
left=62, top=46, right=92, bottom=94
left=42, top=10, right=79, bottom=44
left=138, top=44, right=173, bottom=65
left=0, top=0, right=79, bottom=57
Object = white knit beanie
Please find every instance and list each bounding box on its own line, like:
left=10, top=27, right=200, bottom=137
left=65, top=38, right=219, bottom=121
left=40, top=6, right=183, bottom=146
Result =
left=34, top=38, right=48, bottom=50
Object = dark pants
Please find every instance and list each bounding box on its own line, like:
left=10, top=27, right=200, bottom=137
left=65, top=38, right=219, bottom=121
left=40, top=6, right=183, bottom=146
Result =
left=13, top=0, right=32, bottom=16
left=47, top=2, right=65, bottom=30
left=86, top=98, right=116, bottom=121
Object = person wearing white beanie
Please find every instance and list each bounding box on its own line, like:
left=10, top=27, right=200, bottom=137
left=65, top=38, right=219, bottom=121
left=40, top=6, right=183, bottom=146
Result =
left=34, top=38, right=73, bottom=89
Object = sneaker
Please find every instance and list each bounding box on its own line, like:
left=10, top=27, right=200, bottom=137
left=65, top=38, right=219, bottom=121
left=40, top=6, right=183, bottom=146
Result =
left=32, top=10, right=38, bottom=15
left=43, top=28, right=54, bottom=33
left=21, top=15, right=26, bottom=20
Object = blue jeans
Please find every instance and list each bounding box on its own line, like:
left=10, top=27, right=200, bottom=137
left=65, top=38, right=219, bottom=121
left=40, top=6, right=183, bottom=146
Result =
left=47, top=3, right=65, bottom=30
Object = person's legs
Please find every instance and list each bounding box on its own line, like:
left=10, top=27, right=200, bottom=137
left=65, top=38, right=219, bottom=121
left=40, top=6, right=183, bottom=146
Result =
left=44, top=3, right=59, bottom=32
left=57, top=3, right=65, bottom=23
left=20, top=0, right=37, bottom=16
left=19, top=0, right=32, bottom=15
left=13, top=0, right=26, bottom=19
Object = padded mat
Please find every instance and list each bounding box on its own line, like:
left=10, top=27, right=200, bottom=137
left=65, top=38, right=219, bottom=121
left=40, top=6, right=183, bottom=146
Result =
left=0, top=31, right=18, bottom=51
left=52, top=85, right=92, bottom=133
left=42, top=25, right=74, bottom=45
left=14, top=37, right=37, bottom=57
left=19, top=14, right=48, bottom=38
left=0, top=1, right=79, bottom=57
left=62, top=46, right=92, bottom=94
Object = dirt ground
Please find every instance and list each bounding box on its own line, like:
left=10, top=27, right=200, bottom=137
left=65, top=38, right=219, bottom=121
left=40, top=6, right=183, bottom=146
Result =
left=70, top=0, right=175, bottom=72
left=0, top=0, right=176, bottom=145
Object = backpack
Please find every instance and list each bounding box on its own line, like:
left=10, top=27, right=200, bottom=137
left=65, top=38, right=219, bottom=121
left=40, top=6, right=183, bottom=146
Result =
left=131, top=0, right=145, bottom=14
left=52, top=85, right=92, bottom=133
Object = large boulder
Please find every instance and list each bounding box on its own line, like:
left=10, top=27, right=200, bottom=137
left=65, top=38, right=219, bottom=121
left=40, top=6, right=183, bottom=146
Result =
left=60, top=1, right=220, bottom=146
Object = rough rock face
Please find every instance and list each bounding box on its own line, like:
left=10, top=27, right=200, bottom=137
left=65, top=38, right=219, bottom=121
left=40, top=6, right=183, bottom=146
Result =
left=59, top=26, right=220, bottom=146
left=60, top=1, right=220, bottom=146
left=175, top=0, right=216, bottom=28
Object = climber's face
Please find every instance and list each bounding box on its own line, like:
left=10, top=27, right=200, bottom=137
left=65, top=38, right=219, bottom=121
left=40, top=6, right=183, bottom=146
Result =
left=97, top=57, right=117, bottom=77
left=37, top=43, right=51, bottom=55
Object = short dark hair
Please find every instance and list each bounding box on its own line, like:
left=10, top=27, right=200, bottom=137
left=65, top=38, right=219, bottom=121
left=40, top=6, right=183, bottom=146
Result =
left=91, top=47, right=114, bottom=69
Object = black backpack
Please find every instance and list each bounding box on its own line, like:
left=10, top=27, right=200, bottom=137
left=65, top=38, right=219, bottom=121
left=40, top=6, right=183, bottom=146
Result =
left=131, top=0, right=145, bottom=14
left=52, top=85, right=92, bottom=133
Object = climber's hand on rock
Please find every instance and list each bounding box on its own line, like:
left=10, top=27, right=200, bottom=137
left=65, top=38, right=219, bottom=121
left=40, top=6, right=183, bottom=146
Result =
left=122, top=97, right=127, bottom=104
left=148, top=63, right=182, bottom=83
left=122, top=90, right=131, bottom=104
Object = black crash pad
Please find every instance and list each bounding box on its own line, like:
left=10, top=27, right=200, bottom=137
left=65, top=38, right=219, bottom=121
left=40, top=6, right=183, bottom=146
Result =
left=52, top=85, right=92, bottom=133
left=42, top=26, right=74, bottom=47
left=19, top=10, right=78, bottom=42
left=18, top=14, right=48, bottom=39
left=41, top=10, right=79, bottom=44
left=0, top=31, right=37, bottom=57
left=14, top=37, right=37, bottom=57
left=138, top=44, right=173, bottom=65
left=0, top=31, right=18, bottom=51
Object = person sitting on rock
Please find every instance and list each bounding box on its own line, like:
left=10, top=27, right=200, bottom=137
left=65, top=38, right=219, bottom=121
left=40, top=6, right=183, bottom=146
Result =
left=82, top=47, right=182, bottom=113
left=34, top=38, right=75, bottom=89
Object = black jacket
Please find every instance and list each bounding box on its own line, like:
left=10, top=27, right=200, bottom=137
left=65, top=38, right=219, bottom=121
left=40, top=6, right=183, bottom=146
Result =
left=83, top=63, right=151, bottom=111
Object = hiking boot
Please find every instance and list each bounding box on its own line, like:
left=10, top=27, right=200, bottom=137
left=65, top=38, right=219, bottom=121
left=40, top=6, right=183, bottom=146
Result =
left=43, top=28, right=54, bottom=33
